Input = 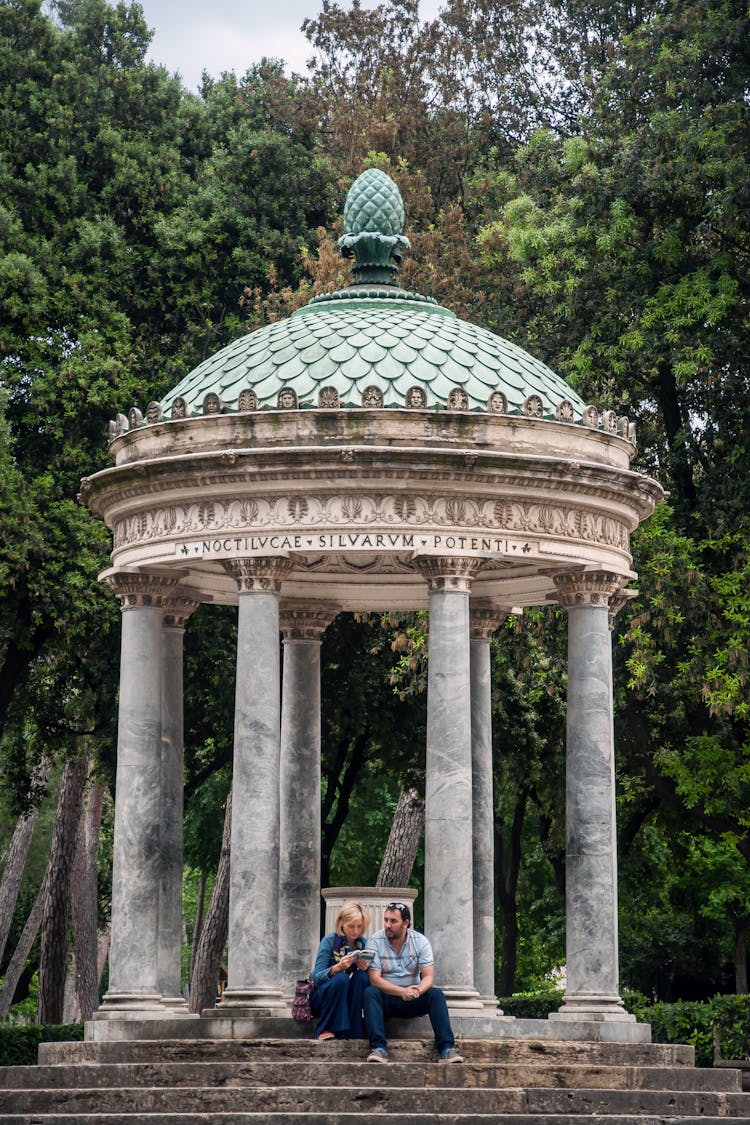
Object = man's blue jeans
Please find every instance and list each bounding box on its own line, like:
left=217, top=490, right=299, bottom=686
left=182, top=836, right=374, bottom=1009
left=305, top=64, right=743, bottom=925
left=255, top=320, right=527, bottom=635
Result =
left=362, top=984, right=455, bottom=1053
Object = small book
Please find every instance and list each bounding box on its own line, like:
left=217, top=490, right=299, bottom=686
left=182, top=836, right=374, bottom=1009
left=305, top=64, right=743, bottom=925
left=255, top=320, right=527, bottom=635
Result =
left=356, top=949, right=375, bottom=962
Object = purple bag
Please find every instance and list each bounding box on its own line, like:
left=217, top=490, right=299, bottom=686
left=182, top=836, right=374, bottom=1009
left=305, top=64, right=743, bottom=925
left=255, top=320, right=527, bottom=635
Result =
left=292, top=976, right=314, bottom=1022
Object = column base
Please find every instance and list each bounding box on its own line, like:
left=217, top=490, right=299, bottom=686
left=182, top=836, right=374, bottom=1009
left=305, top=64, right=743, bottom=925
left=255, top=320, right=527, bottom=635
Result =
left=220, top=988, right=287, bottom=1013
left=158, top=995, right=191, bottom=1015
left=550, top=994, right=635, bottom=1023
left=479, top=996, right=504, bottom=1015
left=95, top=992, right=170, bottom=1018
left=443, top=987, right=484, bottom=1011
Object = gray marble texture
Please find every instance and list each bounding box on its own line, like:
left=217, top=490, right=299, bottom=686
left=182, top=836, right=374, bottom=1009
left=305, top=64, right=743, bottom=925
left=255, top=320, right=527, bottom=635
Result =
left=424, top=586, right=481, bottom=1004
left=278, top=636, right=323, bottom=994
left=553, top=603, right=630, bottom=1020
left=224, top=590, right=283, bottom=1006
left=105, top=603, right=164, bottom=1006
left=470, top=635, right=498, bottom=1009
left=158, top=620, right=188, bottom=1008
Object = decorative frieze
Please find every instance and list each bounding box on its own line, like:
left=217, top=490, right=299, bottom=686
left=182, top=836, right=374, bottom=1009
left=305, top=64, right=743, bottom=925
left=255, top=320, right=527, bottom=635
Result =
left=111, top=492, right=631, bottom=555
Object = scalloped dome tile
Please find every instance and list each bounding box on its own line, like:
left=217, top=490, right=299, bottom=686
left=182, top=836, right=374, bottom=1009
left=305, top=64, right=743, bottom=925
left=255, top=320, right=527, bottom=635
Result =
left=160, top=292, right=586, bottom=417
left=339, top=353, right=374, bottom=382
left=328, top=341, right=358, bottom=364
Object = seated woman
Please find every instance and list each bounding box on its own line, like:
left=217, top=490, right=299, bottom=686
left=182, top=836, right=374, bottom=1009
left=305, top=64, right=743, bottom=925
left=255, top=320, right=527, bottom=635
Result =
left=309, top=900, right=371, bottom=1041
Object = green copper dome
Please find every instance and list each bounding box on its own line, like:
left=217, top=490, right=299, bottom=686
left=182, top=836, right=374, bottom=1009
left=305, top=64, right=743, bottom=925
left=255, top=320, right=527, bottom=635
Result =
left=156, top=170, right=587, bottom=423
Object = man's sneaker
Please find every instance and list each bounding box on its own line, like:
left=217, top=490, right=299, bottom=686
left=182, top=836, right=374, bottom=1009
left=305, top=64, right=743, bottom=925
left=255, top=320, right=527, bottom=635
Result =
left=367, top=1047, right=388, bottom=1063
left=439, top=1047, right=464, bottom=1063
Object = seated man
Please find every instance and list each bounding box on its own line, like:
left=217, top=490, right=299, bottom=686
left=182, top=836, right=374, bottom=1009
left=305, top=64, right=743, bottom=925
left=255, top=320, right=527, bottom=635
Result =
left=362, top=901, right=463, bottom=1063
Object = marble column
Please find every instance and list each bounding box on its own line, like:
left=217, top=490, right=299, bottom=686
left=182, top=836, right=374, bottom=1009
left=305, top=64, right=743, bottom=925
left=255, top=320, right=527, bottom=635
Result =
left=99, top=573, right=179, bottom=1014
left=469, top=602, right=508, bottom=1013
left=549, top=571, right=635, bottom=1023
left=158, top=595, right=199, bottom=1011
left=221, top=557, right=293, bottom=1009
left=278, top=604, right=337, bottom=997
left=416, top=557, right=484, bottom=1008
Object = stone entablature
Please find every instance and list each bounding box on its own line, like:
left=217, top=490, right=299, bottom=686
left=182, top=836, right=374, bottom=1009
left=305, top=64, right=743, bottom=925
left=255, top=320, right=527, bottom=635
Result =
left=81, top=410, right=660, bottom=611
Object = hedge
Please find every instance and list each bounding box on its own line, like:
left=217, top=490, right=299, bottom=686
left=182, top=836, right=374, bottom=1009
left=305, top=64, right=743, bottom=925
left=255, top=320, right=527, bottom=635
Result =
left=497, top=990, right=750, bottom=1068
left=0, top=1023, right=84, bottom=1067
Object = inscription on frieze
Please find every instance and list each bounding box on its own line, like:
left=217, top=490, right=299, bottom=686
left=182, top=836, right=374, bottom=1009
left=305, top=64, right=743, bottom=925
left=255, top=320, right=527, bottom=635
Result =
left=175, top=532, right=540, bottom=560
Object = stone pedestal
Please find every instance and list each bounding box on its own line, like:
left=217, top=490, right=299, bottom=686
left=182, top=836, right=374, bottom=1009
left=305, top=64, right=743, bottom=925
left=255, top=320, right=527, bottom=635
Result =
left=321, top=886, right=419, bottom=940
left=550, top=573, right=634, bottom=1024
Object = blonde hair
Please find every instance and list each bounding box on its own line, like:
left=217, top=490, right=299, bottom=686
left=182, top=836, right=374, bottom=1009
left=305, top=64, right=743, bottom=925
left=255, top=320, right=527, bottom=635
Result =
left=334, top=900, right=370, bottom=936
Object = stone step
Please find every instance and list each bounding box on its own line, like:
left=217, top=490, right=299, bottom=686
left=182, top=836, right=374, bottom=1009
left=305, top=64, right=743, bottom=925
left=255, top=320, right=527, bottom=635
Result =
left=0, top=1114, right=746, bottom=1125
left=0, top=1060, right=741, bottom=1093
left=38, top=1037, right=696, bottom=1068
left=1, top=1083, right=749, bottom=1117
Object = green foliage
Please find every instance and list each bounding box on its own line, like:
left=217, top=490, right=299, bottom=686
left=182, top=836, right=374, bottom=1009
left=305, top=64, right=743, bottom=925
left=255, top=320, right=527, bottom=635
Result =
left=498, top=987, right=563, bottom=1019
left=710, top=994, right=750, bottom=1060
left=634, top=1000, right=714, bottom=1067
left=0, top=1022, right=83, bottom=1067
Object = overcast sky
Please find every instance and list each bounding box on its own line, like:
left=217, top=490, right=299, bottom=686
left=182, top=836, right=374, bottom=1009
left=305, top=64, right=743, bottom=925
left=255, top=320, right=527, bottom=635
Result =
left=138, top=0, right=444, bottom=92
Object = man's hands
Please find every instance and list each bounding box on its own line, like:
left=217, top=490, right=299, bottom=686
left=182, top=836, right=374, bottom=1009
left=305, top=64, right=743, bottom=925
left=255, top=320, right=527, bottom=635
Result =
left=402, top=984, right=420, bottom=1001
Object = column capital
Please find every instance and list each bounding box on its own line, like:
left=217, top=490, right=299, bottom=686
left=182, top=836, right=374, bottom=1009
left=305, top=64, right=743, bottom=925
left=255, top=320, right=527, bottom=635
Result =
left=415, top=556, right=485, bottom=593
left=104, top=573, right=180, bottom=609
left=223, top=557, right=294, bottom=592
left=162, top=595, right=201, bottom=628
left=469, top=601, right=510, bottom=640
left=279, top=603, right=338, bottom=641
left=552, top=571, right=628, bottom=610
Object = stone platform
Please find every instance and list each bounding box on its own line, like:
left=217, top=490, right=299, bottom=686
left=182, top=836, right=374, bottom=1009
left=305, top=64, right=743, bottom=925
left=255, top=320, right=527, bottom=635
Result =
left=0, top=1027, right=748, bottom=1123
left=85, top=1010, right=652, bottom=1045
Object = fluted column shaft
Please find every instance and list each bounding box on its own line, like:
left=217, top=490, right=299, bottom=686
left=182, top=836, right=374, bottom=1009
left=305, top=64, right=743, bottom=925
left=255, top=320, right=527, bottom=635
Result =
left=222, top=558, right=292, bottom=1008
left=550, top=572, right=634, bottom=1023
left=101, top=574, right=179, bottom=1013
left=158, top=596, right=198, bottom=1010
left=278, top=605, right=337, bottom=996
left=417, top=557, right=483, bottom=1007
left=469, top=604, right=508, bottom=1012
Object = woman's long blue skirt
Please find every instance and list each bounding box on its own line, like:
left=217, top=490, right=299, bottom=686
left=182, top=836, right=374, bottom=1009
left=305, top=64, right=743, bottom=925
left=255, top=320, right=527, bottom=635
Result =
left=310, top=969, right=369, bottom=1039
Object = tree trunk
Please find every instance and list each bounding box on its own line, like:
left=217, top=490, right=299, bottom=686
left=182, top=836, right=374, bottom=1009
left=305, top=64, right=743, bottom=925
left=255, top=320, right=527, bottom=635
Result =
left=0, top=810, right=38, bottom=968
left=189, top=789, right=232, bottom=1013
left=494, top=786, right=530, bottom=998
left=37, top=747, right=89, bottom=1024
left=0, top=881, right=45, bottom=1016
left=70, top=779, right=105, bottom=1020
left=734, top=914, right=750, bottom=994
left=375, top=788, right=424, bottom=887
left=190, top=872, right=207, bottom=981
left=0, top=758, right=50, bottom=966
left=97, top=926, right=111, bottom=990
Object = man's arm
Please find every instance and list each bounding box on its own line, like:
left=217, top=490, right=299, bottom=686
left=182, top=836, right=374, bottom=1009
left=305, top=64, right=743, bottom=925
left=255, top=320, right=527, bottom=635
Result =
left=367, top=962, right=435, bottom=1001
